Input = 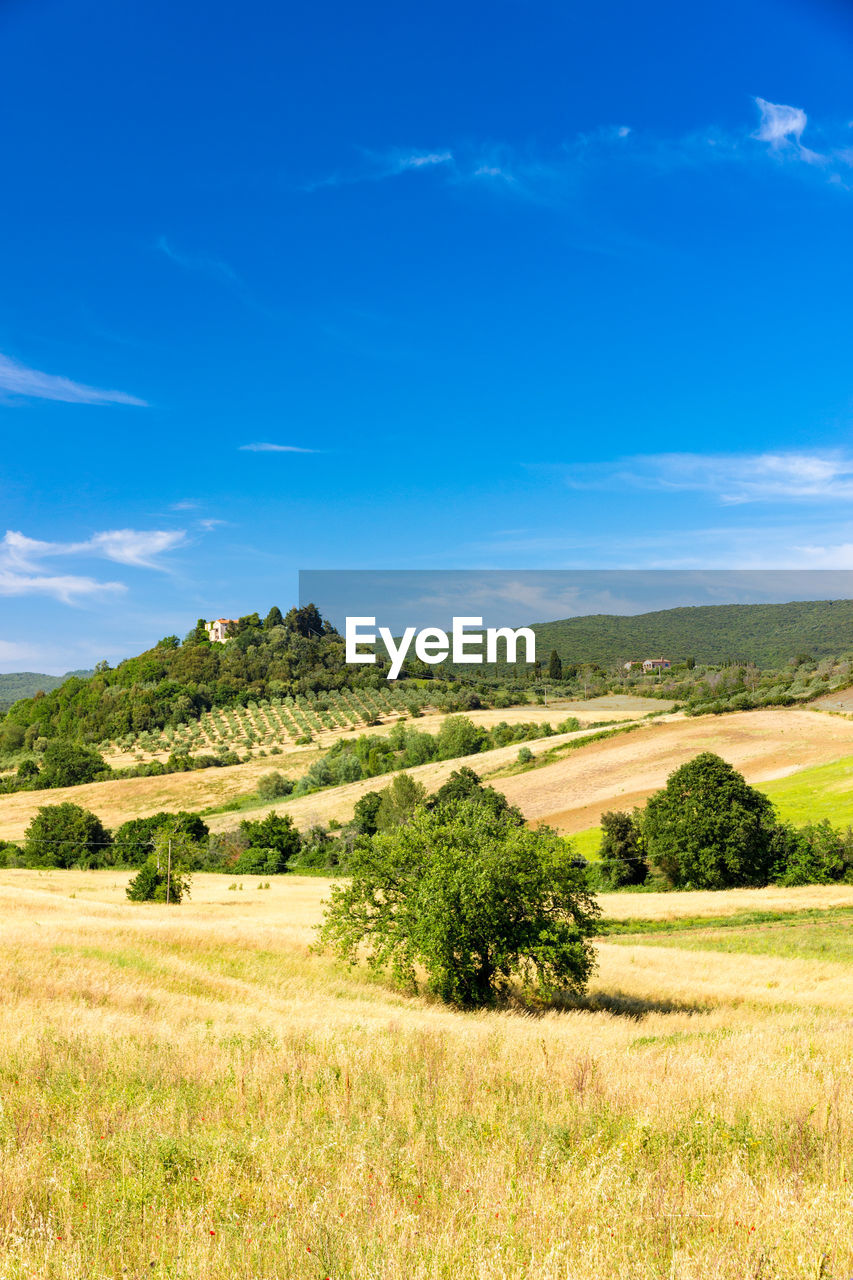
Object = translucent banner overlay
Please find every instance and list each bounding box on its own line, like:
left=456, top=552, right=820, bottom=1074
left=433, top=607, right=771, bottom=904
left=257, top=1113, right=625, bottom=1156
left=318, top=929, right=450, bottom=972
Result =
left=299, top=569, right=853, bottom=636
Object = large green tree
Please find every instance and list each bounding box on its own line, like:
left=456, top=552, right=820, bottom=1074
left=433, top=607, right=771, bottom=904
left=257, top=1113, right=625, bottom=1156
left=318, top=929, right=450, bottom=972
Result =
left=112, top=811, right=209, bottom=866
left=430, top=766, right=523, bottom=824
left=643, top=752, right=777, bottom=889
left=319, top=803, right=599, bottom=1007
left=23, top=803, right=112, bottom=868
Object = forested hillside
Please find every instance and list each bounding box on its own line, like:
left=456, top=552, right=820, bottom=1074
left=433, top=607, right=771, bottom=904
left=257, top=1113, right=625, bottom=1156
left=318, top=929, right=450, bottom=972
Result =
left=0, top=607, right=386, bottom=746
left=532, top=599, right=853, bottom=669
left=0, top=670, right=92, bottom=714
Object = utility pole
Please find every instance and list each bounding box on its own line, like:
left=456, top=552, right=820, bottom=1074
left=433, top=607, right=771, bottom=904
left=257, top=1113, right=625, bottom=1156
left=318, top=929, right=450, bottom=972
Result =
left=166, top=838, right=172, bottom=905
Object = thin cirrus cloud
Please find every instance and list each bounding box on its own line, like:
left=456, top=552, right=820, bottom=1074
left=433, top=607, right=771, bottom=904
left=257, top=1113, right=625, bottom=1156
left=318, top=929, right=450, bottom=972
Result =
left=302, top=149, right=455, bottom=191
left=0, top=353, right=147, bottom=407
left=239, top=443, right=319, bottom=454
left=0, top=528, right=188, bottom=602
left=559, top=451, right=853, bottom=504
left=304, top=99, right=853, bottom=203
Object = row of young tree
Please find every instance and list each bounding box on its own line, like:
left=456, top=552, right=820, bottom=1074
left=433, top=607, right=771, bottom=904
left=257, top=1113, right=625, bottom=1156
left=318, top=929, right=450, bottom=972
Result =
left=254, top=714, right=580, bottom=801
left=597, top=752, right=853, bottom=889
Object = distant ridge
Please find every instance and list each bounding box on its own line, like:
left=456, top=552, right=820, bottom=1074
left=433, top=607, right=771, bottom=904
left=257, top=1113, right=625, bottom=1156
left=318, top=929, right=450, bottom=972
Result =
left=531, top=599, right=853, bottom=668
left=0, top=669, right=93, bottom=713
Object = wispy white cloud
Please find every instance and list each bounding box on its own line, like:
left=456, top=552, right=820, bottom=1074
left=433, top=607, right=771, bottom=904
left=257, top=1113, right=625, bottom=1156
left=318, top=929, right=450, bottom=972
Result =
left=302, top=148, right=455, bottom=191
left=0, top=570, right=126, bottom=604
left=0, top=353, right=146, bottom=407
left=303, top=98, right=853, bottom=206
left=239, top=442, right=319, bottom=453
left=752, top=96, right=827, bottom=167
left=156, top=236, right=239, bottom=283
left=754, top=98, right=808, bottom=147
left=394, top=151, right=453, bottom=171
left=558, top=450, right=853, bottom=504
left=0, top=527, right=188, bottom=602
left=3, top=528, right=186, bottom=570
left=82, top=529, right=187, bottom=568
left=468, top=518, right=853, bottom=573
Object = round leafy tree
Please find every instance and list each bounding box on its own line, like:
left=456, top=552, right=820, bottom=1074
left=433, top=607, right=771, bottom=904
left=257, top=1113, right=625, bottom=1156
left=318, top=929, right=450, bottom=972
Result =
left=236, top=811, right=301, bottom=872
left=643, top=752, right=776, bottom=889
left=319, top=802, right=600, bottom=1007
left=24, top=802, right=112, bottom=868
left=39, top=740, right=107, bottom=788
left=429, top=766, right=523, bottom=824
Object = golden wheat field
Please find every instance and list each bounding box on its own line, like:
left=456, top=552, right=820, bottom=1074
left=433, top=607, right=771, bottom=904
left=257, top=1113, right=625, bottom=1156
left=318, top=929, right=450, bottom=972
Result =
left=1, top=869, right=851, bottom=1279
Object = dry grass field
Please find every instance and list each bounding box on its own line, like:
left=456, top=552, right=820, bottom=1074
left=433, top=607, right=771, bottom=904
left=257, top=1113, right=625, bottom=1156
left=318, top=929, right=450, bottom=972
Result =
left=0, top=870, right=851, bottom=1279
left=0, top=745, right=325, bottom=842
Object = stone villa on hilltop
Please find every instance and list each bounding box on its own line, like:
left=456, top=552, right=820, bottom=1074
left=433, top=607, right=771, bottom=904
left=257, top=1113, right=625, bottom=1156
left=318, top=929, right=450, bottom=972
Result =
left=205, top=618, right=238, bottom=644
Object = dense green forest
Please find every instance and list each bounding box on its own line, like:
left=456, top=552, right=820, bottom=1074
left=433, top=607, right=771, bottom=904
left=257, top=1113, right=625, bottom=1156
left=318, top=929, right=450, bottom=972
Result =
left=0, top=670, right=92, bottom=714
left=530, top=599, right=853, bottom=669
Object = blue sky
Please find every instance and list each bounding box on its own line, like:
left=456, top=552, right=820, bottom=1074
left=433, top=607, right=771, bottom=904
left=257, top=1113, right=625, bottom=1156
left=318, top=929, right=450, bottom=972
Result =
left=3, top=0, right=853, bottom=671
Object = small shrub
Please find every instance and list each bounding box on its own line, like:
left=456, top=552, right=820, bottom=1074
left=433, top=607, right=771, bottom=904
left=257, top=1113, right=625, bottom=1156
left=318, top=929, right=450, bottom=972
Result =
left=126, top=858, right=190, bottom=903
left=256, top=771, right=293, bottom=801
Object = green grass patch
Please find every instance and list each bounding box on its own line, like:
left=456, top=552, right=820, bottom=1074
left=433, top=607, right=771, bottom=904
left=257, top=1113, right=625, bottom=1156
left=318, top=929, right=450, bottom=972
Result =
left=569, top=827, right=602, bottom=861
left=761, top=755, right=853, bottom=829
left=599, top=906, right=853, bottom=965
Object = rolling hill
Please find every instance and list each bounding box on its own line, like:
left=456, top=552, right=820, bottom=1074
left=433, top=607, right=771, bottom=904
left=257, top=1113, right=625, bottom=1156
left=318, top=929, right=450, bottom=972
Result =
left=531, top=598, right=853, bottom=668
